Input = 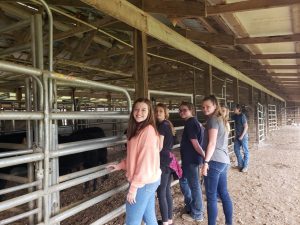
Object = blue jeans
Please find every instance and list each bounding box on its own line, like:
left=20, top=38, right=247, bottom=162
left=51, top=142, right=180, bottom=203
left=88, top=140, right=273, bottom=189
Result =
left=126, top=179, right=160, bottom=225
left=234, top=135, right=249, bottom=168
left=179, top=163, right=204, bottom=220
left=157, top=168, right=173, bottom=222
left=204, top=161, right=233, bottom=225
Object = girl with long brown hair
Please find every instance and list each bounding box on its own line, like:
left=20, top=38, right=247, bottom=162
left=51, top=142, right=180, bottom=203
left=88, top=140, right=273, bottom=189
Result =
left=108, top=98, right=161, bottom=225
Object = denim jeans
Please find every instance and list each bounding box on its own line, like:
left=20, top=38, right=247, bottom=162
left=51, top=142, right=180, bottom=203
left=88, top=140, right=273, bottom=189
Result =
left=234, top=134, right=249, bottom=168
left=157, top=168, right=173, bottom=222
left=126, top=179, right=160, bottom=225
left=204, top=161, right=233, bottom=225
left=179, top=163, right=204, bottom=220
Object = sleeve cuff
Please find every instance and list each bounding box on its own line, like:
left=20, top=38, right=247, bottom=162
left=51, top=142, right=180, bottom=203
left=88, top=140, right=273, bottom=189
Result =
left=128, top=184, right=138, bottom=194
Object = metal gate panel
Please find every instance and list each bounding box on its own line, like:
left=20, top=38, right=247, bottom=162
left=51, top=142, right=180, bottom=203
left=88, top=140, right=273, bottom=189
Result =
left=257, top=103, right=265, bottom=143
left=268, top=104, right=278, bottom=132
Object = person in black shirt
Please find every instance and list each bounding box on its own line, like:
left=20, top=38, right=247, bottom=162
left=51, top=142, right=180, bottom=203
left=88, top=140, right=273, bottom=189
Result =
left=155, top=103, right=176, bottom=225
left=179, top=102, right=205, bottom=223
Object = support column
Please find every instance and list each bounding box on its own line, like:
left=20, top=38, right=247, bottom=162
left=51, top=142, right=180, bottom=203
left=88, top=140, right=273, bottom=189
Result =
left=233, top=78, right=239, bottom=104
left=265, top=94, right=269, bottom=136
left=204, top=64, right=213, bottom=96
left=193, top=69, right=198, bottom=118
left=247, top=85, right=257, bottom=148
left=134, top=29, right=148, bottom=98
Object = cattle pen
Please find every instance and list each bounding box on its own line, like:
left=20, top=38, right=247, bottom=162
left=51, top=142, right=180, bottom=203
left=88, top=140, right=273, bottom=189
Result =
left=0, top=1, right=300, bottom=225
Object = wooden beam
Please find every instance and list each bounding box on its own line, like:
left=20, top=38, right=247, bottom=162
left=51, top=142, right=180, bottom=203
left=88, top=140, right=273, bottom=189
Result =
left=273, top=77, right=300, bottom=81
left=206, top=0, right=300, bottom=16
left=178, top=29, right=235, bottom=45
left=56, top=59, right=132, bottom=77
left=71, top=30, right=96, bottom=59
left=142, top=0, right=205, bottom=18
left=182, top=32, right=300, bottom=46
left=15, top=0, right=89, bottom=7
left=261, top=65, right=300, bottom=70
left=208, top=48, right=250, bottom=60
left=236, top=34, right=300, bottom=45
left=80, top=0, right=285, bottom=102
left=268, top=73, right=300, bottom=76
left=142, top=0, right=299, bottom=17
left=252, top=53, right=300, bottom=60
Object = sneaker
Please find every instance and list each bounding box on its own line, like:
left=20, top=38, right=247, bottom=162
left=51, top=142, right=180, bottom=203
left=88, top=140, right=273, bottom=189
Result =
left=241, top=167, right=248, bottom=173
left=182, top=213, right=203, bottom=222
left=233, top=165, right=242, bottom=170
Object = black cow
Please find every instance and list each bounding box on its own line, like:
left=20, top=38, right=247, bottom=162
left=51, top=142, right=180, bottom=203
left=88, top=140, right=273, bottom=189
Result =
left=0, top=127, right=108, bottom=198
left=58, top=127, right=108, bottom=191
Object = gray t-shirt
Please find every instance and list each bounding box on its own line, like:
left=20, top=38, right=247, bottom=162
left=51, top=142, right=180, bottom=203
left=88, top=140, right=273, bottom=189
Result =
left=205, top=115, right=230, bottom=164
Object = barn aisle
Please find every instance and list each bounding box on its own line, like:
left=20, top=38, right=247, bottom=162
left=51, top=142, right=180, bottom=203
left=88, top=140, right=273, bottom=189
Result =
left=171, top=126, right=300, bottom=225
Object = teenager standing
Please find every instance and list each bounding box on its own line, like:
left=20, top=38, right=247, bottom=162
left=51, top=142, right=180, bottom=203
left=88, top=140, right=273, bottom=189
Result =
left=178, top=102, right=205, bottom=222
left=202, top=95, right=233, bottom=225
left=108, top=98, right=161, bottom=225
left=155, top=103, right=176, bottom=225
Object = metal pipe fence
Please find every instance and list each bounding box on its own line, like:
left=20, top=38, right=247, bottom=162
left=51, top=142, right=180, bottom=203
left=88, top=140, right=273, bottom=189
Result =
left=268, top=104, right=278, bottom=132
left=0, top=59, right=132, bottom=224
left=257, top=103, right=265, bottom=143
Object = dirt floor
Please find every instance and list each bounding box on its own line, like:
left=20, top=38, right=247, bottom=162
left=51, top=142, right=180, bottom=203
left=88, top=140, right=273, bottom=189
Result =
left=1, top=126, right=299, bottom=225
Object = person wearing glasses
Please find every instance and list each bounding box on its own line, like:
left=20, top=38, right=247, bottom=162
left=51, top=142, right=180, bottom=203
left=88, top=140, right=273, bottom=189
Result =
left=178, top=102, right=205, bottom=223
left=202, top=95, right=233, bottom=225
left=108, top=98, right=161, bottom=225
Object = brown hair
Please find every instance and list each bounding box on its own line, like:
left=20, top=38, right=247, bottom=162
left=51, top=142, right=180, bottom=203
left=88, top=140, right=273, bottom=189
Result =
left=155, top=103, right=176, bottom=136
left=202, top=95, right=229, bottom=132
left=127, top=98, right=158, bottom=140
left=179, top=101, right=196, bottom=116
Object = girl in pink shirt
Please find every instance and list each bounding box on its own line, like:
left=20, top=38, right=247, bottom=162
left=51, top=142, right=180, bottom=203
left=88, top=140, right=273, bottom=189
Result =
left=108, top=98, right=161, bottom=225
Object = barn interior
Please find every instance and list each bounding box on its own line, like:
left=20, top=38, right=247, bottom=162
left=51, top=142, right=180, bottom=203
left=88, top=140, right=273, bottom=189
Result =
left=0, top=0, right=300, bottom=225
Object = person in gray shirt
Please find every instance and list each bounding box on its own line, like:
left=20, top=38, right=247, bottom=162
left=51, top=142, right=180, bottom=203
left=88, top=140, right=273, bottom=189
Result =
left=202, top=95, right=233, bottom=225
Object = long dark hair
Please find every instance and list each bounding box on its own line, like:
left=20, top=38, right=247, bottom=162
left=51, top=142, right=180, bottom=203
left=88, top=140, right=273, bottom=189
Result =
left=127, top=98, right=158, bottom=140
left=202, top=95, right=229, bottom=132
left=155, top=103, right=176, bottom=136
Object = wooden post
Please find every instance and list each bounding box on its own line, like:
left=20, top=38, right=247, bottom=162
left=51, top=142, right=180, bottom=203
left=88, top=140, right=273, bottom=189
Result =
left=204, top=64, right=213, bottom=96
left=233, top=78, right=239, bottom=103
left=134, top=29, right=148, bottom=98
left=248, top=85, right=257, bottom=147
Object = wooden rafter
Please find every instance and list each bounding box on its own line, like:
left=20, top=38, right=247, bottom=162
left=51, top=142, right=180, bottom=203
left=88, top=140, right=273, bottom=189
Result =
left=142, top=0, right=299, bottom=17
left=80, top=0, right=285, bottom=101
left=142, top=0, right=205, bottom=18
left=252, top=53, right=300, bottom=60
left=206, top=0, right=300, bottom=16
left=178, top=30, right=300, bottom=45
left=236, top=34, right=300, bottom=45
left=177, top=29, right=234, bottom=45
left=261, top=65, right=300, bottom=70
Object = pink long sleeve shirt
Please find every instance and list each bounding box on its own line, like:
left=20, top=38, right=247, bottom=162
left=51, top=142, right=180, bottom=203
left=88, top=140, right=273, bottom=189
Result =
left=117, top=125, right=161, bottom=194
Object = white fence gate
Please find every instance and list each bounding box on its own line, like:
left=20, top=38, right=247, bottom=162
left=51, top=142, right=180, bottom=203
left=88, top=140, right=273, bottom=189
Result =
left=257, top=103, right=265, bottom=143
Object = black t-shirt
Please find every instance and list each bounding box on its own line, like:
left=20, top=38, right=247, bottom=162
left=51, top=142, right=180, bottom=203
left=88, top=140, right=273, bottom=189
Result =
left=180, top=117, right=204, bottom=166
left=157, top=120, right=174, bottom=168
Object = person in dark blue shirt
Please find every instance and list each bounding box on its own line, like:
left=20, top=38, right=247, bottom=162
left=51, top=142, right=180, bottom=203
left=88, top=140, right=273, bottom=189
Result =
left=178, top=102, right=205, bottom=223
left=155, top=103, right=175, bottom=225
left=232, top=104, right=249, bottom=172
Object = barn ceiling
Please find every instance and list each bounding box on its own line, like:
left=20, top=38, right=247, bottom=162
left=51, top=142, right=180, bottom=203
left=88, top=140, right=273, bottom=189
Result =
left=0, top=0, right=299, bottom=104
